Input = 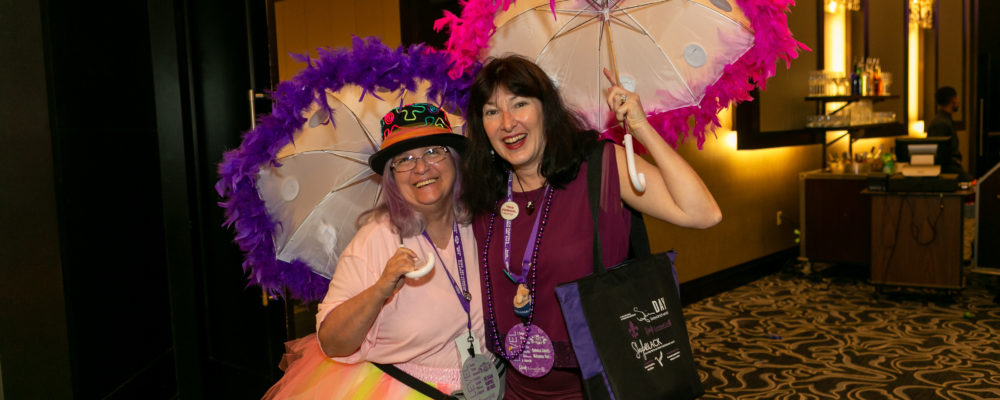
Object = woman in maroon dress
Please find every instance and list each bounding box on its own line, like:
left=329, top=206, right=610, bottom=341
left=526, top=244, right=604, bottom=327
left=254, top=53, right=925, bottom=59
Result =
left=460, top=55, right=722, bottom=398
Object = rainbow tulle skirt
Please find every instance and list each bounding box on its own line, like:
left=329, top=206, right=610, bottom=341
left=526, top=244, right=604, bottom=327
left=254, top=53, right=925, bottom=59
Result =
left=262, top=334, right=459, bottom=399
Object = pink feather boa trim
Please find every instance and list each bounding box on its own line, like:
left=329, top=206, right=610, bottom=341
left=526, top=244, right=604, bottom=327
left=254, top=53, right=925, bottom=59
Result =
left=435, top=0, right=810, bottom=150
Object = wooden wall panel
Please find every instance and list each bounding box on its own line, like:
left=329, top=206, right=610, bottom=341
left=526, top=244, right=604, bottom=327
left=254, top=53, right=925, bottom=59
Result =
left=937, top=0, right=967, bottom=171
left=355, top=0, right=401, bottom=41
left=274, top=0, right=401, bottom=82
left=868, top=0, right=905, bottom=119
left=757, top=0, right=818, bottom=132
left=938, top=0, right=964, bottom=105
left=275, top=0, right=306, bottom=83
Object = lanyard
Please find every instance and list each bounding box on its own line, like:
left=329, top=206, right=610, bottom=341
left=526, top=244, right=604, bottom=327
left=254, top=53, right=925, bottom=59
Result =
left=503, top=172, right=546, bottom=284
left=422, top=220, right=471, bottom=330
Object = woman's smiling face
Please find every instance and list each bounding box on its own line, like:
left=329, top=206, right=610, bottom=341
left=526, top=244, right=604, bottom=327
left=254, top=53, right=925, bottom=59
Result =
left=481, top=85, right=546, bottom=174
left=391, top=146, right=456, bottom=214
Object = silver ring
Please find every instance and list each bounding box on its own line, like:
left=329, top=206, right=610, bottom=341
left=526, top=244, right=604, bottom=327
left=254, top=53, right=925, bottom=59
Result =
left=619, top=94, right=627, bottom=104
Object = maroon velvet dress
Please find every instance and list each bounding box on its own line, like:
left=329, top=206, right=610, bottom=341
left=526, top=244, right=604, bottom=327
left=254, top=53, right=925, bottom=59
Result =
left=473, top=143, right=631, bottom=399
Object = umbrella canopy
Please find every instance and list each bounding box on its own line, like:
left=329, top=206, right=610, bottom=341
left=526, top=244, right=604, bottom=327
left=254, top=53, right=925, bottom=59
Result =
left=489, top=0, right=755, bottom=134
left=434, top=0, right=808, bottom=148
left=217, top=37, right=476, bottom=302
left=256, top=84, right=464, bottom=280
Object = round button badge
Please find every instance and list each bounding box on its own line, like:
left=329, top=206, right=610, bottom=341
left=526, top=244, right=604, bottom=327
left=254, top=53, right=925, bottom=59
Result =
left=500, top=201, right=520, bottom=220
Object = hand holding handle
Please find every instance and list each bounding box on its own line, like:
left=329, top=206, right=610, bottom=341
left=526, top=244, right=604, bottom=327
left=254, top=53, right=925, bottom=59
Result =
left=401, top=243, right=435, bottom=279
left=604, top=68, right=646, bottom=193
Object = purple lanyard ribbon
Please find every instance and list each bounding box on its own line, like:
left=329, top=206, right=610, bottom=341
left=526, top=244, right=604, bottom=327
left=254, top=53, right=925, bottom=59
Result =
left=504, top=172, right=545, bottom=284
left=422, top=220, right=471, bottom=329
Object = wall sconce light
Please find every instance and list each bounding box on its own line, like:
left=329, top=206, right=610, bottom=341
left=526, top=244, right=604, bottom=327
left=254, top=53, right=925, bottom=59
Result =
left=909, top=0, right=934, bottom=29
left=824, top=0, right=860, bottom=13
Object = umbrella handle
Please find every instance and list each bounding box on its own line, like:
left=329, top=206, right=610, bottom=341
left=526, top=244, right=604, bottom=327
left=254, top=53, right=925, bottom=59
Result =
left=624, top=134, right=646, bottom=192
left=404, top=250, right=436, bottom=279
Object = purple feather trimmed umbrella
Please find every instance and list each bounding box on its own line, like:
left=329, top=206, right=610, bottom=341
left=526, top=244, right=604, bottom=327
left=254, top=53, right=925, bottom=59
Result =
left=258, top=83, right=465, bottom=280
left=217, top=37, right=478, bottom=302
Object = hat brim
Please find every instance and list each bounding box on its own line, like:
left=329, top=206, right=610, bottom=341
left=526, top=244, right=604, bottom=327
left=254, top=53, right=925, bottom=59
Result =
left=368, top=131, right=467, bottom=175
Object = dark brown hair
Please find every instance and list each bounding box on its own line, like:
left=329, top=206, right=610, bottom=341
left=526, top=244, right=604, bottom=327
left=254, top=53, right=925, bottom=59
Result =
left=461, top=55, right=600, bottom=215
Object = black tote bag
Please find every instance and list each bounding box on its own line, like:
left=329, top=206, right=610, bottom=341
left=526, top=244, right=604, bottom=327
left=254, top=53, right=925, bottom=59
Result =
left=554, top=144, right=703, bottom=400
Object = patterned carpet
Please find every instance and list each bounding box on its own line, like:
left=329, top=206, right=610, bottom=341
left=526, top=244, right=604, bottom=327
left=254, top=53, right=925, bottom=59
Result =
left=684, top=264, right=1000, bottom=400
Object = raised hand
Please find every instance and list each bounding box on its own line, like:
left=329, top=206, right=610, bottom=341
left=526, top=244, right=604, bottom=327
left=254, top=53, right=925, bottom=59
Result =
left=375, top=247, right=420, bottom=298
left=603, top=68, right=651, bottom=139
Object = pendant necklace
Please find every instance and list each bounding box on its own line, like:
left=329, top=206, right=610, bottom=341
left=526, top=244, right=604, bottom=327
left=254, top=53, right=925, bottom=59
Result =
left=514, top=173, right=547, bottom=216
left=502, top=172, right=549, bottom=318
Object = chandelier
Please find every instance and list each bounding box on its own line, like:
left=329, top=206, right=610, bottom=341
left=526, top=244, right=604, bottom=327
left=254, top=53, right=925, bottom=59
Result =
left=824, top=0, right=861, bottom=13
left=909, top=0, right=934, bottom=29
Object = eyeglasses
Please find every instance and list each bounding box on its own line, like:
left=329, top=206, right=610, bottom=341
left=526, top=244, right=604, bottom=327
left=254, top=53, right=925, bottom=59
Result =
left=390, top=146, right=450, bottom=173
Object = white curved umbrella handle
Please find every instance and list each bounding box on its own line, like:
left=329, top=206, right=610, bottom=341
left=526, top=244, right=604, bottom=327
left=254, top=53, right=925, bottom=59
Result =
left=623, top=134, right=646, bottom=193
left=404, top=248, right=436, bottom=279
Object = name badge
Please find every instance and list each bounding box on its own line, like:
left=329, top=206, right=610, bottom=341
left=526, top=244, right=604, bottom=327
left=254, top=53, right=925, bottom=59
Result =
left=505, top=323, right=554, bottom=377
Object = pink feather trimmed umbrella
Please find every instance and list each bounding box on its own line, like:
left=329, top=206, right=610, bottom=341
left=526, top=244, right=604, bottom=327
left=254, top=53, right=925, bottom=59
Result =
left=435, top=0, right=809, bottom=151
left=487, top=0, right=757, bottom=190
left=256, top=84, right=464, bottom=280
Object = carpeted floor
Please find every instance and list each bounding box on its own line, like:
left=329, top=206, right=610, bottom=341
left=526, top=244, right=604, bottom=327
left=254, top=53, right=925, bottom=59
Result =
left=684, top=264, right=1000, bottom=400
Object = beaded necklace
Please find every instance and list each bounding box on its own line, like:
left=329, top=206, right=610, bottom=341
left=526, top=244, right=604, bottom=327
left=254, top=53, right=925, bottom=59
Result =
left=481, top=185, right=555, bottom=361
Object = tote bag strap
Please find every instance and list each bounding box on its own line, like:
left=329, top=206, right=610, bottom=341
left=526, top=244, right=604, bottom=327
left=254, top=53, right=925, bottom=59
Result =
left=586, top=142, right=652, bottom=276
left=372, top=363, right=458, bottom=400
left=586, top=143, right=605, bottom=276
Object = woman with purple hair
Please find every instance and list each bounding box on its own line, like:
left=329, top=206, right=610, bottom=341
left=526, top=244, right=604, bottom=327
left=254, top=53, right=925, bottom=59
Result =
left=263, top=103, right=502, bottom=400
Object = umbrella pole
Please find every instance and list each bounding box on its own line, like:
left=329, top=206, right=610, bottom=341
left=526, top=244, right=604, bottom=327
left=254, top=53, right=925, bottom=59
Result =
left=604, top=18, right=646, bottom=193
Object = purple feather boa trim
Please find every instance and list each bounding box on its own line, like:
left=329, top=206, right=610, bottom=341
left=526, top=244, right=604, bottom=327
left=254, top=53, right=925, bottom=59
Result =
left=215, top=36, right=479, bottom=302
left=436, top=0, right=809, bottom=150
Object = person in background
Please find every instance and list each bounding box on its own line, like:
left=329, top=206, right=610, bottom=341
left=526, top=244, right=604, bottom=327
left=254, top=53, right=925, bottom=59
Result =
left=927, top=86, right=968, bottom=178
left=461, top=55, right=722, bottom=398
left=263, top=103, right=502, bottom=399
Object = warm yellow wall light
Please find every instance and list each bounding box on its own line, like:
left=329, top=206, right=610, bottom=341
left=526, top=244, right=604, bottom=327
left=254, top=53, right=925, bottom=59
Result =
left=717, top=105, right=732, bottom=128
left=907, top=26, right=920, bottom=133
left=722, top=130, right=739, bottom=150
left=715, top=106, right=738, bottom=150
left=824, top=6, right=846, bottom=114
left=824, top=8, right=846, bottom=73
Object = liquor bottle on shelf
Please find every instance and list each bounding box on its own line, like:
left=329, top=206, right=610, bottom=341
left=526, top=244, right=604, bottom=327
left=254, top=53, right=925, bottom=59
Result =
left=851, top=59, right=861, bottom=96
left=872, top=59, right=883, bottom=95
left=859, top=62, right=868, bottom=95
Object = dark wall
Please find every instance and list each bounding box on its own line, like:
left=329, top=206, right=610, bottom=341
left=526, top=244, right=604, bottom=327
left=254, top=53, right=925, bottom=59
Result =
left=180, top=1, right=288, bottom=395
left=2, top=0, right=287, bottom=398
left=399, top=0, right=460, bottom=47
left=15, top=0, right=175, bottom=398
left=980, top=0, right=1000, bottom=131
left=0, top=0, right=74, bottom=398
left=144, top=0, right=290, bottom=397
left=975, top=0, right=1000, bottom=175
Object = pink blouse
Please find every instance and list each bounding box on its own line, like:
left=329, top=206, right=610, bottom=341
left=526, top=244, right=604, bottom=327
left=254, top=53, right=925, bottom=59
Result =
left=316, top=215, right=486, bottom=386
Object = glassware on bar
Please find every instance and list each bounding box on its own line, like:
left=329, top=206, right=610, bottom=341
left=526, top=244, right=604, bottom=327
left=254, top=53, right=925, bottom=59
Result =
left=808, top=70, right=847, bottom=96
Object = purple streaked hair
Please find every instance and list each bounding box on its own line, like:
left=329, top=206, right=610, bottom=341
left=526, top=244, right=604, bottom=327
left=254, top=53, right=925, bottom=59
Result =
left=359, top=147, right=470, bottom=238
